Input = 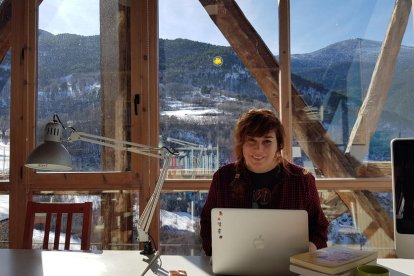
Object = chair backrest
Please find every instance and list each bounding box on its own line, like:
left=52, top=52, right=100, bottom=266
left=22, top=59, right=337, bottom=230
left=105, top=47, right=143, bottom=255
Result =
left=23, top=201, right=92, bottom=250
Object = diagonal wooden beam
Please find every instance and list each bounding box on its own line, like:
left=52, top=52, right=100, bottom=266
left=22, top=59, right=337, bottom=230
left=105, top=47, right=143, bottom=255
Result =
left=346, top=0, right=412, bottom=160
left=336, top=190, right=394, bottom=253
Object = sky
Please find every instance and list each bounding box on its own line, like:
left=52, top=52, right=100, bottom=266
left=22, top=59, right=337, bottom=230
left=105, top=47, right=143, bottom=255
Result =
left=39, top=0, right=413, bottom=54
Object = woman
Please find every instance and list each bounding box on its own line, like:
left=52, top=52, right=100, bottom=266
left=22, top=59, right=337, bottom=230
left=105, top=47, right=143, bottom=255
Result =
left=200, top=109, right=329, bottom=256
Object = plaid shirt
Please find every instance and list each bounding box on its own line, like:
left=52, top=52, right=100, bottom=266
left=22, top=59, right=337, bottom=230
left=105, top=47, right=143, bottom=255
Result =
left=200, top=162, right=329, bottom=256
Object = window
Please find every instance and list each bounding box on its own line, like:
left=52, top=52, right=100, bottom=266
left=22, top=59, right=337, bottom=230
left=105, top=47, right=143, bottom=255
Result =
left=158, top=0, right=277, bottom=254
left=158, top=0, right=413, bottom=256
left=160, top=191, right=207, bottom=255
left=37, top=0, right=130, bottom=172
left=290, top=1, right=414, bottom=175
left=11, top=0, right=157, bottom=250
left=290, top=0, right=414, bottom=255
left=31, top=192, right=140, bottom=250
left=0, top=50, right=10, bottom=182
left=159, top=1, right=276, bottom=179
left=0, top=194, right=8, bottom=248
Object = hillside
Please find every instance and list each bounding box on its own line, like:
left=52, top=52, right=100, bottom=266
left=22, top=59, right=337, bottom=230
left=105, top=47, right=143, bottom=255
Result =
left=38, top=30, right=100, bottom=85
left=33, top=32, right=414, bottom=128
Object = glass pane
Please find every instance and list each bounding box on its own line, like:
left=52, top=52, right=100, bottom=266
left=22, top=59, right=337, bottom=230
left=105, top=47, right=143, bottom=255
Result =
left=0, top=50, right=10, bottom=181
left=159, top=190, right=394, bottom=257
left=160, top=191, right=208, bottom=255
left=32, top=191, right=139, bottom=250
left=37, top=0, right=131, bottom=172
left=0, top=194, right=8, bottom=248
left=291, top=1, right=414, bottom=178
left=159, top=0, right=276, bottom=180
left=321, top=190, right=394, bottom=258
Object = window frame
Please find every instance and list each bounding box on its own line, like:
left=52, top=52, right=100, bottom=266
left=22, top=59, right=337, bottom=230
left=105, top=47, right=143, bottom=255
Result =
left=9, top=0, right=160, bottom=248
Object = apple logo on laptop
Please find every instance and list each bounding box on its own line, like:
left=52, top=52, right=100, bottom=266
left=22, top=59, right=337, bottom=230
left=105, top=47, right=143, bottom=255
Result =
left=253, top=235, right=265, bottom=250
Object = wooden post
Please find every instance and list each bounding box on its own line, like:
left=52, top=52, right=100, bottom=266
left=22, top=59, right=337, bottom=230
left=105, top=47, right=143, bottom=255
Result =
left=279, top=0, right=292, bottom=161
left=100, top=0, right=132, bottom=248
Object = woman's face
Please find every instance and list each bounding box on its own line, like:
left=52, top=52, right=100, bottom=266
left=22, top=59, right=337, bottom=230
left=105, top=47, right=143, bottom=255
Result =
left=242, top=130, right=278, bottom=173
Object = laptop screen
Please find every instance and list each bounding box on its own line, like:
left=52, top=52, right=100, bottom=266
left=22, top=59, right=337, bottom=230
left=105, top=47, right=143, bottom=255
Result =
left=211, top=208, right=309, bottom=275
left=391, top=138, right=414, bottom=234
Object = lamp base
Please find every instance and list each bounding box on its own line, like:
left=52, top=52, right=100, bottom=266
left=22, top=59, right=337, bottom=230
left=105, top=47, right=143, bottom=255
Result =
left=140, top=251, right=160, bottom=276
left=140, top=241, right=156, bottom=255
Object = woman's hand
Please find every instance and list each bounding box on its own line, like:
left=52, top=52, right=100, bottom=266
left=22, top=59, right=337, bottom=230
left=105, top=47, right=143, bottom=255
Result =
left=309, top=242, right=317, bottom=252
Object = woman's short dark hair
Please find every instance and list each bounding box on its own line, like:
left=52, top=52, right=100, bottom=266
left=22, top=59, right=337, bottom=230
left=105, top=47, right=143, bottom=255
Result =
left=233, top=109, right=285, bottom=166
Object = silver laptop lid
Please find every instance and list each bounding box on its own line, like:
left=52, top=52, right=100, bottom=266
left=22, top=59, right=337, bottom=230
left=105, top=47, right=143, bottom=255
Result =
left=211, top=208, right=309, bottom=275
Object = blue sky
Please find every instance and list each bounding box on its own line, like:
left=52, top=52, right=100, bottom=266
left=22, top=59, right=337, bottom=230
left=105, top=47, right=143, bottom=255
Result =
left=39, top=0, right=413, bottom=54
left=39, top=0, right=100, bottom=35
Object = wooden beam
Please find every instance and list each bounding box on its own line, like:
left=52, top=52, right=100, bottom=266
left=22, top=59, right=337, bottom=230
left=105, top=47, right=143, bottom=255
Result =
left=346, top=0, right=412, bottom=160
left=100, top=0, right=132, bottom=249
left=278, top=0, right=292, bottom=161
left=130, top=0, right=161, bottom=251
left=336, top=190, right=394, bottom=250
left=10, top=0, right=30, bottom=249
left=28, top=172, right=139, bottom=192
left=316, top=177, right=391, bottom=192
left=100, top=0, right=130, bottom=171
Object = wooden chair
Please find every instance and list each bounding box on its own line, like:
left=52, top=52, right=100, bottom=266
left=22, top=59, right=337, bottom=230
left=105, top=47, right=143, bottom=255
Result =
left=23, top=201, right=92, bottom=250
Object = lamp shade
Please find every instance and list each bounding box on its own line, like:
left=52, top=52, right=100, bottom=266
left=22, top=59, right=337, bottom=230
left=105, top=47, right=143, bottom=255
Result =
left=25, top=141, right=72, bottom=170
left=25, top=120, right=72, bottom=171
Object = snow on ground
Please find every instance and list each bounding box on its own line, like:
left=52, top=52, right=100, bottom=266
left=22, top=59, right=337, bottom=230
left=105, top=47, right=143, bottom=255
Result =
left=161, top=107, right=223, bottom=119
left=160, top=209, right=198, bottom=232
left=1, top=196, right=197, bottom=233
left=0, top=195, right=8, bottom=221
left=32, top=229, right=82, bottom=250
left=0, top=143, right=10, bottom=174
left=161, top=97, right=237, bottom=120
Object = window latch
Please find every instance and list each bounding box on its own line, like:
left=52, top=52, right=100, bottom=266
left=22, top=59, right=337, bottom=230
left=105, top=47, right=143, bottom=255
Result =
left=134, top=94, right=140, bottom=115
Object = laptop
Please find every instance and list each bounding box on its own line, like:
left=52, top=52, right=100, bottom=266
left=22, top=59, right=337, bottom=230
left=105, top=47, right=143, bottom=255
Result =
left=211, top=208, right=309, bottom=275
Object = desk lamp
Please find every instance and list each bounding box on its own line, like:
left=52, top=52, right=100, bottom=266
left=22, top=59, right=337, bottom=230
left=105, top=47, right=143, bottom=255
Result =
left=25, top=114, right=177, bottom=256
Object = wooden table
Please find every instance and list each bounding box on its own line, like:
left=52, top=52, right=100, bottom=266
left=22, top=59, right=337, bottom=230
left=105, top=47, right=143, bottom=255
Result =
left=1, top=249, right=413, bottom=276
left=0, top=249, right=213, bottom=276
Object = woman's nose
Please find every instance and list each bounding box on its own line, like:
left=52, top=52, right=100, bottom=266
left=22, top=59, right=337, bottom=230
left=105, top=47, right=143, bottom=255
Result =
left=253, top=143, right=264, bottom=151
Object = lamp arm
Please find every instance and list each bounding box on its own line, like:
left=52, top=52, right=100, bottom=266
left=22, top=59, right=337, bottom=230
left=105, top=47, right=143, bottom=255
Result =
left=68, top=131, right=163, bottom=159
left=67, top=129, right=176, bottom=244
left=137, top=153, right=172, bottom=242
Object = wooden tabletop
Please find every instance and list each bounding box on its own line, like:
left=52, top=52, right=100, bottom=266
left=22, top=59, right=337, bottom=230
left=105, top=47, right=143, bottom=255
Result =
left=0, top=249, right=214, bottom=276
left=1, top=249, right=413, bottom=276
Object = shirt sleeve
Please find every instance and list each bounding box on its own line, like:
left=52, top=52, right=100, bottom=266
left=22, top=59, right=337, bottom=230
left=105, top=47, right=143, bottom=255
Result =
left=305, top=172, right=329, bottom=249
left=200, top=170, right=221, bottom=256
